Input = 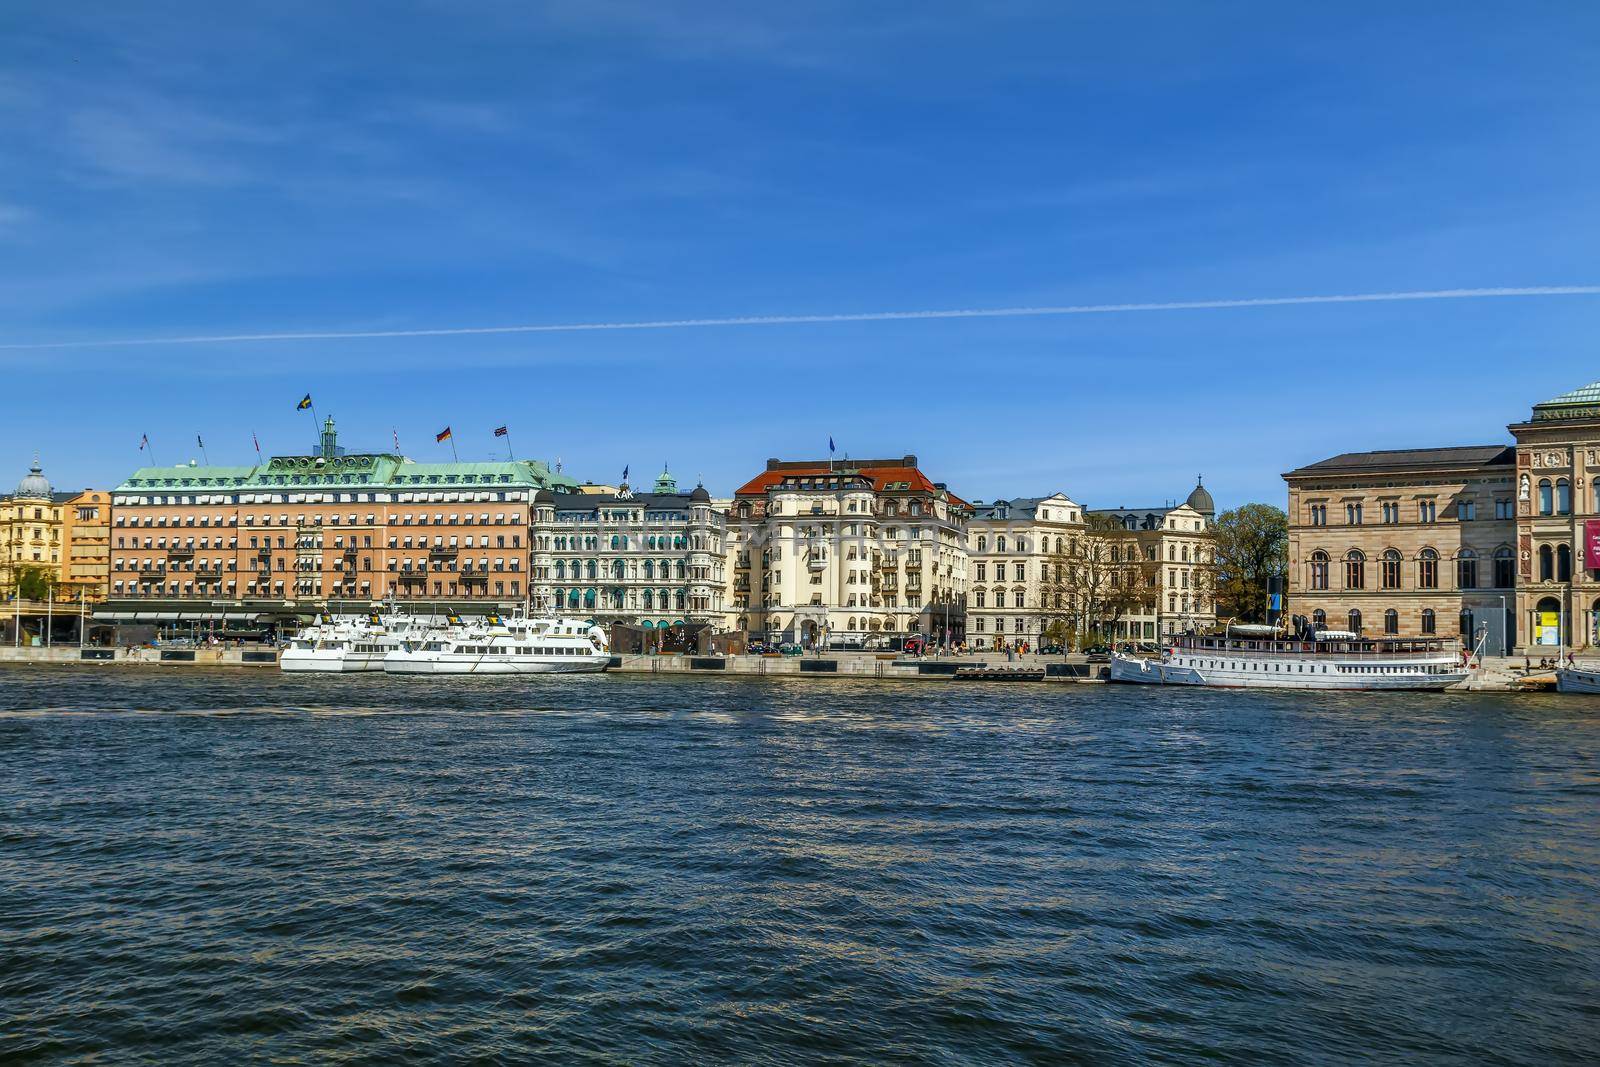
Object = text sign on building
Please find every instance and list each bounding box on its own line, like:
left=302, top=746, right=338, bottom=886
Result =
left=1587, top=520, right=1600, bottom=571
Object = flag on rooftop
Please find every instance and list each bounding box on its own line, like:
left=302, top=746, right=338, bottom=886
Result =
left=297, top=393, right=312, bottom=411
left=493, top=425, right=508, bottom=437
left=435, top=426, right=452, bottom=442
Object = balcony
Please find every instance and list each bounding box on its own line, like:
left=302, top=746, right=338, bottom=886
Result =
left=429, top=544, right=458, bottom=557
left=166, top=546, right=194, bottom=558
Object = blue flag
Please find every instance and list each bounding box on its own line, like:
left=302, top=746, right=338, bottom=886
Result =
left=829, top=436, right=835, bottom=453
left=622, top=464, right=629, bottom=482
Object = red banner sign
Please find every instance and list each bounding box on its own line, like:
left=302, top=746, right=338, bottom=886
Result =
left=1586, top=520, right=1600, bottom=571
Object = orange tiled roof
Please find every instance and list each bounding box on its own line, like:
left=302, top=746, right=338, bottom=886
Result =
left=734, top=460, right=968, bottom=508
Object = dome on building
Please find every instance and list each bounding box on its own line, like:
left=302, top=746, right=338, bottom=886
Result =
left=689, top=483, right=711, bottom=503
left=1185, top=476, right=1214, bottom=516
left=534, top=488, right=555, bottom=504
left=15, top=456, right=52, bottom=500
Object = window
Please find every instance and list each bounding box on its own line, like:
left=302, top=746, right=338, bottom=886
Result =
left=1344, top=550, right=1365, bottom=589
left=1496, top=498, right=1514, bottom=520
left=1493, top=548, right=1514, bottom=588
left=1457, top=499, right=1476, bottom=521
left=1420, top=608, right=1436, bottom=635
left=1460, top=610, right=1475, bottom=639
left=1539, top=544, right=1553, bottom=581
left=1557, top=479, right=1572, bottom=515
left=1345, top=502, right=1363, bottom=525
left=1309, top=503, right=1327, bottom=526
left=1384, top=608, right=1399, bottom=635
left=1558, top=543, right=1572, bottom=582
left=1457, top=550, right=1477, bottom=590
left=1348, top=609, right=1362, bottom=633
left=1381, top=501, right=1399, bottom=524
left=1418, top=500, right=1437, bottom=523
left=1539, top=479, right=1553, bottom=515
left=1309, top=551, right=1329, bottom=590
left=1381, top=549, right=1401, bottom=589
left=1418, top=548, right=1438, bottom=589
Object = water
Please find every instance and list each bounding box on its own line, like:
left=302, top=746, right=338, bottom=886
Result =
left=2, top=667, right=1597, bottom=1065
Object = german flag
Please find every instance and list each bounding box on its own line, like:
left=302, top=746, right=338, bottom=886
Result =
left=435, top=426, right=452, bottom=442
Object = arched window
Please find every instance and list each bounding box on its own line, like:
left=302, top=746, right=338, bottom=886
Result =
left=1348, top=609, right=1363, bottom=633
left=1418, top=548, right=1438, bottom=589
left=1539, top=479, right=1553, bottom=515
left=976, top=535, right=987, bottom=552
left=1494, top=547, right=1514, bottom=588
left=1557, top=479, right=1571, bottom=515
left=1539, top=544, right=1554, bottom=581
left=996, top=535, right=1007, bottom=552
left=1421, top=608, right=1436, bottom=634
left=1381, top=549, right=1402, bottom=589
left=1312, top=609, right=1326, bottom=627
left=1344, top=550, right=1365, bottom=590
left=1309, top=550, right=1329, bottom=590
left=1384, top=608, right=1399, bottom=634
left=1558, top=543, right=1572, bottom=582
left=1457, top=549, right=1477, bottom=590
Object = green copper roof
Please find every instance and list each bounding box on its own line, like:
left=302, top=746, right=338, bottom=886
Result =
left=113, top=422, right=579, bottom=492
left=1531, top=380, right=1600, bottom=421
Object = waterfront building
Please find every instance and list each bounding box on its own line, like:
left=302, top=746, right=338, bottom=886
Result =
left=1506, top=381, right=1600, bottom=649
left=727, top=455, right=970, bottom=646
left=1, top=458, right=77, bottom=600
left=103, top=418, right=577, bottom=626
left=1086, top=480, right=1218, bottom=640
left=529, top=467, right=728, bottom=629
left=964, top=494, right=1086, bottom=649
left=60, top=489, right=111, bottom=603
left=1283, top=448, right=1516, bottom=650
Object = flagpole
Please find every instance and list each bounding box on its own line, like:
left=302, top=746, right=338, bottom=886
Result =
left=505, top=430, right=515, bottom=461
left=198, top=437, right=210, bottom=466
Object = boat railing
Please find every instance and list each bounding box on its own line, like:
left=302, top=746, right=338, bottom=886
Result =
left=1170, top=640, right=1459, bottom=662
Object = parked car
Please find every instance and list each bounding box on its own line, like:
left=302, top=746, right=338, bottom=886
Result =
left=746, top=641, right=771, bottom=655
left=1039, top=643, right=1065, bottom=655
left=778, top=642, right=803, bottom=656
left=1083, top=644, right=1110, bottom=657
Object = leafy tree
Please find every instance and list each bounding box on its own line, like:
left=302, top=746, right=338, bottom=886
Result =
left=15, top=564, right=53, bottom=602
left=1040, top=514, right=1148, bottom=644
left=1212, top=504, right=1288, bottom=622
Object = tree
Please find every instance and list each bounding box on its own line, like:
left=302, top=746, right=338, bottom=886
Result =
left=13, top=564, right=53, bottom=602
left=1212, top=503, right=1288, bottom=622
left=1041, top=514, right=1148, bottom=646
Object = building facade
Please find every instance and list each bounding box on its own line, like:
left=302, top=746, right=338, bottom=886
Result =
left=1087, top=480, right=1217, bottom=640
left=727, top=455, right=970, bottom=646
left=530, top=468, right=727, bottom=628
left=103, top=419, right=577, bottom=625
left=61, top=489, right=111, bottom=603
left=964, top=494, right=1085, bottom=649
left=1, top=458, right=79, bottom=600
left=1507, top=381, right=1600, bottom=650
left=1284, top=446, right=1516, bottom=650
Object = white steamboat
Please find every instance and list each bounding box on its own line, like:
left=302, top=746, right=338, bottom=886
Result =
left=280, top=612, right=435, bottom=673
left=382, top=615, right=611, bottom=675
left=1109, top=625, right=1471, bottom=691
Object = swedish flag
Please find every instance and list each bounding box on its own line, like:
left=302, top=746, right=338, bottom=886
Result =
left=297, top=393, right=312, bottom=410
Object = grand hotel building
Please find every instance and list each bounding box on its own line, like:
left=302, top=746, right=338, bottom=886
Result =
left=103, top=419, right=577, bottom=626
left=1284, top=379, right=1600, bottom=653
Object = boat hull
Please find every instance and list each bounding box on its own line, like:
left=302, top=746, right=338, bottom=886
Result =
left=381, top=653, right=609, bottom=675
left=280, top=651, right=386, bottom=673
left=1556, top=667, right=1600, bottom=694
left=1109, top=653, right=1468, bottom=691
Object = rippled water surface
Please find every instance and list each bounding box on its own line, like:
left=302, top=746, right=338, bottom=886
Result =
left=2, top=666, right=1598, bottom=1064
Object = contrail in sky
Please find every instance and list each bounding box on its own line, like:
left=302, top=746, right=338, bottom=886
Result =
left=3, top=285, right=1597, bottom=350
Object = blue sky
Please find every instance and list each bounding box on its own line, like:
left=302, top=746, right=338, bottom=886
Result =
left=2, top=2, right=1598, bottom=508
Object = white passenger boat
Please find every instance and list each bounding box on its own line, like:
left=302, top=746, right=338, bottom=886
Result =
left=1109, top=625, right=1472, bottom=690
left=1556, top=664, right=1600, bottom=694
left=382, top=615, right=610, bottom=675
left=280, top=611, right=433, bottom=673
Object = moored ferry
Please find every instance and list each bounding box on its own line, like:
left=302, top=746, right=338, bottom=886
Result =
left=1109, top=624, right=1472, bottom=690
left=1556, top=664, right=1600, bottom=694
left=280, top=611, right=434, bottom=673
left=382, top=614, right=610, bottom=675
